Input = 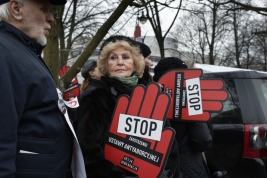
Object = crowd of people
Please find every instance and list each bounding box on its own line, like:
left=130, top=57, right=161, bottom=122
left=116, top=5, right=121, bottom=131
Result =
left=0, top=0, right=213, bottom=177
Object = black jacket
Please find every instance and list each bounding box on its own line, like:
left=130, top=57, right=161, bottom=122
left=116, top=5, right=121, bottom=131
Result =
left=76, top=76, right=180, bottom=178
left=79, top=78, right=103, bottom=100
left=0, top=21, right=72, bottom=178
left=171, top=121, right=212, bottom=178
left=74, top=78, right=103, bottom=130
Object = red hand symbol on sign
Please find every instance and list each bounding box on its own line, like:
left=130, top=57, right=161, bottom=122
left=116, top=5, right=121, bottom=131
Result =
left=104, top=83, right=175, bottom=178
left=158, top=69, right=228, bottom=122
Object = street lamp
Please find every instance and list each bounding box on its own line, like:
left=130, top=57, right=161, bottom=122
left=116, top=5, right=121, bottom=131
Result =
left=138, top=11, right=148, bottom=25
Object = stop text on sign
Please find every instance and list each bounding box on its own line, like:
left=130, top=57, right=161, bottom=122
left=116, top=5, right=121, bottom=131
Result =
left=117, top=114, right=163, bottom=141
left=186, top=78, right=203, bottom=116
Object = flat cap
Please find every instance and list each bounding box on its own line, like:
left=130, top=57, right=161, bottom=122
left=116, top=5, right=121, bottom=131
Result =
left=81, top=60, right=97, bottom=78
left=0, top=0, right=67, bottom=5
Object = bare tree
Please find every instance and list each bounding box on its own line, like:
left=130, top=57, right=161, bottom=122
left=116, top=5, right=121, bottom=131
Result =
left=172, top=0, right=230, bottom=65
left=171, top=12, right=208, bottom=64
left=228, top=0, right=267, bottom=16
left=44, top=0, right=167, bottom=90
left=44, top=0, right=136, bottom=90
left=222, top=3, right=254, bottom=68
left=130, top=0, right=183, bottom=58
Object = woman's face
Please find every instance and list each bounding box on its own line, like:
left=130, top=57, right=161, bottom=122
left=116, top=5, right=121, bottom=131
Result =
left=144, top=55, right=153, bottom=70
left=107, top=47, right=135, bottom=78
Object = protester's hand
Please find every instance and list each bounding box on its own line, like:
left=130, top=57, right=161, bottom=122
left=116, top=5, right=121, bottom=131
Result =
left=104, top=83, right=175, bottom=178
left=158, top=69, right=228, bottom=122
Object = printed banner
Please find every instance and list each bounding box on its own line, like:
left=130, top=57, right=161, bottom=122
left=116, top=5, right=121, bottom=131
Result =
left=104, top=83, right=175, bottom=178
left=158, top=69, right=228, bottom=122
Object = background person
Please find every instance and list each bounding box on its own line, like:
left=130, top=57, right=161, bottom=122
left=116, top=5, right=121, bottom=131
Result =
left=0, top=0, right=73, bottom=177
left=79, top=59, right=102, bottom=98
left=137, top=42, right=154, bottom=85
left=75, top=36, right=179, bottom=178
left=153, top=57, right=213, bottom=178
left=74, top=59, right=102, bottom=130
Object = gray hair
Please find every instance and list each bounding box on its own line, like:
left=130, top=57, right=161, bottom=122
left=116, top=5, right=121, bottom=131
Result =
left=0, top=0, right=26, bottom=21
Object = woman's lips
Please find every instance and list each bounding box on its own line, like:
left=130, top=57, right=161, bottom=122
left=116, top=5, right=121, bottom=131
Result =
left=116, top=69, right=125, bottom=72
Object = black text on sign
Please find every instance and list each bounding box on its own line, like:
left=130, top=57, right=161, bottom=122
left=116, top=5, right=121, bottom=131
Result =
left=117, top=114, right=163, bottom=141
left=186, top=78, right=203, bottom=116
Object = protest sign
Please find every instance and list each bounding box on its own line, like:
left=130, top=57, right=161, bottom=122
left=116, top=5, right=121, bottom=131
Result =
left=105, top=83, right=175, bottom=178
left=59, top=66, right=80, bottom=100
left=158, top=69, right=228, bottom=122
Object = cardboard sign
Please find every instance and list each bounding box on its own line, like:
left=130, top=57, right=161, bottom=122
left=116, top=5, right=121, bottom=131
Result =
left=158, top=69, right=228, bottom=122
left=63, top=96, right=79, bottom=108
left=104, top=83, right=175, bottom=178
left=117, top=114, right=163, bottom=141
left=186, top=78, right=203, bottom=116
left=59, top=66, right=80, bottom=100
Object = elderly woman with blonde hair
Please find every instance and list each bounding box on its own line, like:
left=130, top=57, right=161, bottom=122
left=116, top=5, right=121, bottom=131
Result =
left=76, top=35, right=145, bottom=178
left=75, top=35, right=180, bottom=178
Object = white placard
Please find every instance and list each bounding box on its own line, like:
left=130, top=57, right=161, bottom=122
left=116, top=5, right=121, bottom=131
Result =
left=117, top=114, right=163, bottom=141
left=186, top=78, right=203, bottom=116
left=64, top=97, right=79, bottom=108
left=56, top=88, right=86, bottom=178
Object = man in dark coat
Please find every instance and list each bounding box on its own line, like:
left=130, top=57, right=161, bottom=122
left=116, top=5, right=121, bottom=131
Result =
left=0, top=0, right=73, bottom=177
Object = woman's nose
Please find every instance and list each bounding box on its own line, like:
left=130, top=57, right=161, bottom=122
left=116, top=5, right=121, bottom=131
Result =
left=117, top=57, right=123, bottom=65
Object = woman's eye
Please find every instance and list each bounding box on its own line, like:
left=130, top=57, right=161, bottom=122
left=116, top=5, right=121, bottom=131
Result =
left=123, top=55, right=130, bottom=59
left=110, top=55, right=117, bottom=60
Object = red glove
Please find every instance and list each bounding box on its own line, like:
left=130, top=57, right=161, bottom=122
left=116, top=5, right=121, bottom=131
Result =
left=158, top=69, right=228, bottom=122
left=104, top=83, right=175, bottom=178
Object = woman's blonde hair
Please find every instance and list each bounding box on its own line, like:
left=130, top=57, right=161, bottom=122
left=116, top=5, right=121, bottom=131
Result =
left=97, top=41, right=145, bottom=78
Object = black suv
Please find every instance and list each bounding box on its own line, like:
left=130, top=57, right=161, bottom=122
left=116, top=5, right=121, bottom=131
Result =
left=201, top=70, right=267, bottom=178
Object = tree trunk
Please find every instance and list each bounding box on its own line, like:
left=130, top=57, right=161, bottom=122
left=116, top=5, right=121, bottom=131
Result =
left=43, top=5, right=60, bottom=85
left=233, top=8, right=241, bottom=68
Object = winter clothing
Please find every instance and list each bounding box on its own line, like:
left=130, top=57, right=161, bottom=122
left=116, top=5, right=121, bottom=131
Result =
left=81, top=60, right=97, bottom=78
left=74, top=78, right=102, bottom=131
left=99, top=35, right=138, bottom=52
left=0, top=21, right=72, bottom=178
left=153, top=57, right=212, bottom=178
left=172, top=122, right=212, bottom=178
left=153, top=57, right=187, bottom=82
left=138, top=65, right=153, bottom=85
left=0, top=0, right=67, bottom=5
left=79, top=78, right=103, bottom=100
left=75, top=75, right=180, bottom=178
left=138, top=42, right=151, bottom=58
left=137, top=42, right=153, bottom=85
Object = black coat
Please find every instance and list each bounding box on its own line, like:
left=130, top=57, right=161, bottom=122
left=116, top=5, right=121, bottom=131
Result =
left=171, top=121, right=212, bottom=178
left=79, top=78, right=103, bottom=100
left=76, top=76, right=180, bottom=178
left=0, top=21, right=72, bottom=178
left=73, top=78, right=103, bottom=131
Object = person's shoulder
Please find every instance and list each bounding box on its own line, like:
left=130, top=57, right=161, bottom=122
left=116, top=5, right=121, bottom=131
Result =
left=80, top=86, right=110, bottom=102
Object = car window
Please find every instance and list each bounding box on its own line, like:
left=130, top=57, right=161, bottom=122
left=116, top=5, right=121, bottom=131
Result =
left=211, top=79, right=243, bottom=124
left=261, top=80, right=267, bottom=104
